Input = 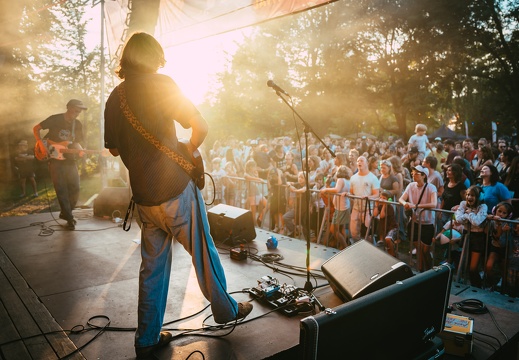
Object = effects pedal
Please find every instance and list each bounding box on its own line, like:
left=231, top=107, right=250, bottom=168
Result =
left=230, top=244, right=247, bottom=261
left=248, top=276, right=315, bottom=316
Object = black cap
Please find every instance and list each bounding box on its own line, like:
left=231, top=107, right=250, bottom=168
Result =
left=66, top=99, right=87, bottom=110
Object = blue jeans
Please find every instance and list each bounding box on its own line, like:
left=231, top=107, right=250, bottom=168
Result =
left=135, top=181, right=238, bottom=347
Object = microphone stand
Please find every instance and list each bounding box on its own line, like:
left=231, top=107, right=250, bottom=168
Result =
left=271, top=90, right=335, bottom=299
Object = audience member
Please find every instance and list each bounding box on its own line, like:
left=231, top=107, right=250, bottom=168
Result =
left=455, top=185, right=488, bottom=288
left=267, top=167, right=286, bottom=233
left=283, top=171, right=308, bottom=237
left=432, top=143, right=448, bottom=172
left=349, top=156, right=380, bottom=242
left=407, top=124, right=430, bottom=165
left=13, top=140, right=38, bottom=198
left=373, top=190, right=398, bottom=257
left=484, top=201, right=513, bottom=290
left=399, top=165, right=437, bottom=272
left=244, top=160, right=267, bottom=226
left=440, top=163, right=467, bottom=226
left=505, top=220, right=519, bottom=297
left=462, top=138, right=478, bottom=164
left=479, top=164, right=511, bottom=214
left=320, top=165, right=352, bottom=249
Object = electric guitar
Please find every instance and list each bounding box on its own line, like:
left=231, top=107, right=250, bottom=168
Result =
left=178, top=138, right=205, bottom=190
left=34, top=139, right=109, bottom=161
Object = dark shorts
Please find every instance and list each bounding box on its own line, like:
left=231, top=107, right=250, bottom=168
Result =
left=468, top=232, right=487, bottom=253
left=408, top=222, right=435, bottom=246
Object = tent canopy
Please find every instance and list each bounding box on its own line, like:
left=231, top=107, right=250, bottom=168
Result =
left=428, top=124, right=466, bottom=141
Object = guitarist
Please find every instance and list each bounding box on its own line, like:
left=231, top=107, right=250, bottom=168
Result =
left=104, top=32, right=252, bottom=360
left=33, top=99, right=87, bottom=230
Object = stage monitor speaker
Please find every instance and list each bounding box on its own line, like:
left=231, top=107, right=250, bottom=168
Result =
left=93, top=187, right=131, bottom=218
left=300, top=265, right=452, bottom=360
left=321, top=240, right=414, bottom=302
left=207, top=204, right=256, bottom=243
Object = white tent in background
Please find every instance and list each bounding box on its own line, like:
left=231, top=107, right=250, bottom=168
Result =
left=104, top=0, right=336, bottom=60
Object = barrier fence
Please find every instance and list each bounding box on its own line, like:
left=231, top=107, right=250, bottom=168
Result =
left=203, top=174, right=518, bottom=296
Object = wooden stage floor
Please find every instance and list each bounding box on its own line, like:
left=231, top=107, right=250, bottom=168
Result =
left=0, top=209, right=518, bottom=359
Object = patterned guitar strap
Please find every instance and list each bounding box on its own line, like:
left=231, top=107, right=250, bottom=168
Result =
left=117, top=83, right=197, bottom=177
left=117, top=83, right=198, bottom=231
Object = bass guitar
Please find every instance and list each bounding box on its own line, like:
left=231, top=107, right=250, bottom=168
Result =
left=34, top=139, right=108, bottom=161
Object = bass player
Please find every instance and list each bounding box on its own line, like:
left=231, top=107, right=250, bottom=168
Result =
left=33, top=99, right=87, bottom=230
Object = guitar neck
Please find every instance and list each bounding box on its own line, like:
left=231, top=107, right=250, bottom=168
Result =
left=59, top=149, right=101, bottom=154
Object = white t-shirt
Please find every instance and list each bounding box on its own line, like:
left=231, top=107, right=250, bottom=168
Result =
left=408, top=134, right=429, bottom=154
left=402, top=182, right=437, bottom=224
left=350, top=172, right=380, bottom=211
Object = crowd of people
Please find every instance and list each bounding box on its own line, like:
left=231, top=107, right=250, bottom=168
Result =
left=204, top=124, right=519, bottom=296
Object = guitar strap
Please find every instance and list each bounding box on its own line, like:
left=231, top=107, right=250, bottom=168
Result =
left=117, top=83, right=202, bottom=231
left=117, top=83, right=198, bottom=179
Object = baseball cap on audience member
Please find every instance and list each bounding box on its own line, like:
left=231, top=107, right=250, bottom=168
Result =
left=434, top=137, right=441, bottom=141
left=412, top=165, right=429, bottom=177
left=250, top=140, right=258, bottom=145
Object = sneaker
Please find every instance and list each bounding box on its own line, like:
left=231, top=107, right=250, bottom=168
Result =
left=66, top=221, right=75, bottom=230
left=135, top=331, right=173, bottom=360
left=235, top=301, right=253, bottom=321
left=59, top=213, right=77, bottom=225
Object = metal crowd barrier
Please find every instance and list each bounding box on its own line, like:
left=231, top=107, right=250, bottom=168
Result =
left=203, top=174, right=516, bottom=295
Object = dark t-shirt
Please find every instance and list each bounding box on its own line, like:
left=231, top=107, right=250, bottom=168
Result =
left=269, top=151, right=286, bottom=169
left=104, top=73, right=199, bottom=206
left=39, top=114, right=83, bottom=162
left=380, top=174, right=399, bottom=195
left=442, top=181, right=467, bottom=211
left=40, top=114, right=83, bottom=144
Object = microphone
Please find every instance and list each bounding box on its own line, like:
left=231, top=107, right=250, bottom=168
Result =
left=267, top=80, right=290, bottom=96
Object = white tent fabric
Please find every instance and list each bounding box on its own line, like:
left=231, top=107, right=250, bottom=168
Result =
left=104, top=0, right=334, bottom=61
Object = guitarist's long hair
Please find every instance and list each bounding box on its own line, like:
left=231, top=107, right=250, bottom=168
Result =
left=116, top=32, right=166, bottom=79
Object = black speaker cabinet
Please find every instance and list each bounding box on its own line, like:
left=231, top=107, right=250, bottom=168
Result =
left=300, top=265, right=452, bottom=360
left=207, top=204, right=256, bottom=243
left=321, top=240, right=414, bottom=302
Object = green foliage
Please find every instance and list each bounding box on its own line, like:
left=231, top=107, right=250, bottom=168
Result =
left=203, top=0, right=519, bottom=142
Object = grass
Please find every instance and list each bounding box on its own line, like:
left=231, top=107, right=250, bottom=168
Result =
left=0, top=173, right=104, bottom=217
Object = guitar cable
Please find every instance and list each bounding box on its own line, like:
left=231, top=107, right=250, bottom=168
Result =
left=204, top=172, right=217, bottom=206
